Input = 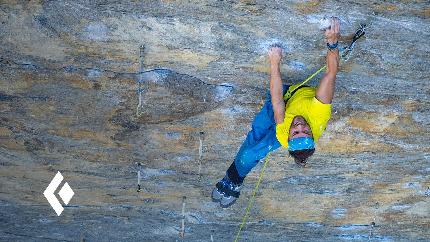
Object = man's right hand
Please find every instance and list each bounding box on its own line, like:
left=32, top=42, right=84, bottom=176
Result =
left=325, top=17, right=340, bottom=45
left=268, top=46, right=282, bottom=65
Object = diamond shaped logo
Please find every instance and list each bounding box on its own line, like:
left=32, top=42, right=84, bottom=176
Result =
left=43, top=171, right=74, bottom=216
left=58, top=182, right=74, bottom=205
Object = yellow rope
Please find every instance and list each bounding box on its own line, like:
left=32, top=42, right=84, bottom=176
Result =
left=283, top=65, right=327, bottom=100
left=234, top=153, right=271, bottom=242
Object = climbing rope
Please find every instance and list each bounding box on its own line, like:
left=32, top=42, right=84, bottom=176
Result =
left=234, top=153, right=271, bottom=242
left=234, top=24, right=366, bottom=242
left=283, top=65, right=327, bottom=100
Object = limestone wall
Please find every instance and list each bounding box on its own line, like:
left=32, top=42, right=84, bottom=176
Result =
left=0, top=1, right=429, bottom=241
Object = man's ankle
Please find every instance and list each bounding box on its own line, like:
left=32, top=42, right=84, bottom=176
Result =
left=226, top=162, right=244, bottom=185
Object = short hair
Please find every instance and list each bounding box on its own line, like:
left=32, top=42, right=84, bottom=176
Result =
left=289, top=148, right=315, bottom=166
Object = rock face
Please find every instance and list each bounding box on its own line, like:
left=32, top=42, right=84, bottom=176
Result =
left=0, top=1, right=429, bottom=241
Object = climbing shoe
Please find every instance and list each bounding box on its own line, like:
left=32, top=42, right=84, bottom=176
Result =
left=211, top=176, right=242, bottom=208
left=211, top=176, right=229, bottom=202
left=211, top=184, right=224, bottom=202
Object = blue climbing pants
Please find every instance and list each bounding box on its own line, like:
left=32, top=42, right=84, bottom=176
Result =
left=226, top=85, right=289, bottom=183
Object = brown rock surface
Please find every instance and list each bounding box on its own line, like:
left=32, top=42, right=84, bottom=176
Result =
left=0, top=0, right=429, bottom=241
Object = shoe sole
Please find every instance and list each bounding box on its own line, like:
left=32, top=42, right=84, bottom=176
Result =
left=212, top=195, right=221, bottom=203
left=211, top=188, right=223, bottom=203
left=212, top=191, right=237, bottom=208
left=220, top=197, right=237, bottom=208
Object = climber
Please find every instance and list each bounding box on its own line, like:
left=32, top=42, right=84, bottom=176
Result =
left=212, top=17, right=341, bottom=208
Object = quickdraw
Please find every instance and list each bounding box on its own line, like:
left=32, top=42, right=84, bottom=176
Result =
left=340, top=23, right=366, bottom=61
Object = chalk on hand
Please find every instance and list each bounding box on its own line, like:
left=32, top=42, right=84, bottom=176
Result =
left=319, top=17, right=331, bottom=30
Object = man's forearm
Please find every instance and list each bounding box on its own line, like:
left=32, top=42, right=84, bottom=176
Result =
left=270, top=63, right=285, bottom=124
left=327, top=48, right=339, bottom=77
left=316, top=49, right=339, bottom=104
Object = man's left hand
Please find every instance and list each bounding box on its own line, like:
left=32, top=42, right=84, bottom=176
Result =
left=268, top=47, right=282, bottom=65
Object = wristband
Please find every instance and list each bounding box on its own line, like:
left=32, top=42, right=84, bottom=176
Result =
left=327, top=41, right=338, bottom=50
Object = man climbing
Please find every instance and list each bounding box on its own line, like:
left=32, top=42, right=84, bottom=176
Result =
left=212, top=17, right=341, bottom=208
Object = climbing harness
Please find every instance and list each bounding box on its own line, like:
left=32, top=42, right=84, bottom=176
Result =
left=283, top=23, right=366, bottom=101
left=234, top=24, right=366, bottom=242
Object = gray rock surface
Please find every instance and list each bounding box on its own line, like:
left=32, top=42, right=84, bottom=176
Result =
left=0, top=0, right=429, bottom=241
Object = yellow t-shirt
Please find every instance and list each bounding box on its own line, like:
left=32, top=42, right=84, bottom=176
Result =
left=275, top=84, right=331, bottom=148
